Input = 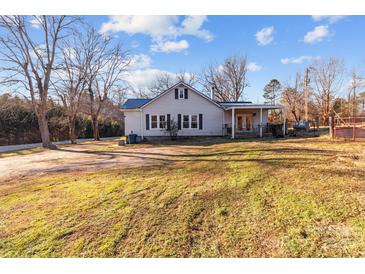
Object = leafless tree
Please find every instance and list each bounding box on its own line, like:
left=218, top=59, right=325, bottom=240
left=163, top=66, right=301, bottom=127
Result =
left=176, top=70, right=198, bottom=87
left=310, top=57, right=345, bottom=125
left=200, top=55, right=249, bottom=101
left=146, top=70, right=198, bottom=97
left=280, top=73, right=304, bottom=122
left=347, top=70, right=365, bottom=117
left=52, top=28, right=94, bottom=144
left=86, top=38, right=130, bottom=140
left=0, top=15, right=78, bottom=148
left=148, top=72, right=174, bottom=96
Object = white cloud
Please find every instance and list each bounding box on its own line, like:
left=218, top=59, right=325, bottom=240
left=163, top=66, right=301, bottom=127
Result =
left=255, top=26, right=274, bottom=46
left=100, top=16, right=179, bottom=37
left=247, top=62, right=263, bottom=72
left=180, top=16, right=213, bottom=42
left=124, top=68, right=176, bottom=90
left=63, top=47, right=77, bottom=60
left=100, top=15, right=213, bottom=42
left=304, top=25, right=330, bottom=44
left=30, top=43, right=46, bottom=59
left=29, top=16, right=42, bottom=29
left=280, top=55, right=320, bottom=64
left=311, top=15, right=346, bottom=24
left=100, top=16, right=212, bottom=55
left=129, top=54, right=152, bottom=69
left=150, top=40, right=189, bottom=53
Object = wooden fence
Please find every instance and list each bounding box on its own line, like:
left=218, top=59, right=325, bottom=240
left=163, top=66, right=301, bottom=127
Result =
left=331, top=116, right=365, bottom=140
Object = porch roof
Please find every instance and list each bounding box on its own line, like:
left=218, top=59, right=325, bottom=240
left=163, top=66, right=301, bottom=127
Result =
left=221, top=103, right=283, bottom=110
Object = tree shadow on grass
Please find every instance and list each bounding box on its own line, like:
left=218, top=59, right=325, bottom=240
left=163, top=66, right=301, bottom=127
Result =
left=55, top=146, right=332, bottom=172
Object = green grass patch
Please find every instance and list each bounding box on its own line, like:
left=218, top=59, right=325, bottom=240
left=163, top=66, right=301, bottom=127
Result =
left=1, top=137, right=365, bottom=257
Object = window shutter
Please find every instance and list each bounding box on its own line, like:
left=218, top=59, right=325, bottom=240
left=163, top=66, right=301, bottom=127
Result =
left=178, top=114, right=181, bottom=130
left=167, top=114, right=171, bottom=130
left=199, top=114, right=203, bottom=130
left=146, top=114, right=150, bottom=130
left=184, top=88, right=188, bottom=99
left=175, top=88, right=178, bottom=99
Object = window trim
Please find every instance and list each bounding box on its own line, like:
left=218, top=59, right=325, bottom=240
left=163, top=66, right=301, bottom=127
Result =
left=178, top=88, right=185, bottom=99
left=182, top=115, right=190, bottom=128
left=180, top=114, right=199, bottom=129
left=159, top=115, right=166, bottom=129
left=151, top=115, right=158, bottom=129
left=150, top=114, right=166, bottom=130
left=191, top=115, right=198, bottom=128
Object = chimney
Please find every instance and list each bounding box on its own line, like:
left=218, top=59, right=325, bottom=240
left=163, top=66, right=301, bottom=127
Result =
left=210, top=86, right=215, bottom=100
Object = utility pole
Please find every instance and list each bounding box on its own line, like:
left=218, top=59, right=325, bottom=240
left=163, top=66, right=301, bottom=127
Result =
left=352, top=72, right=357, bottom=119
left=351, top=72, right=356, bottom=140
left=303, top=68, right=310, bottom=122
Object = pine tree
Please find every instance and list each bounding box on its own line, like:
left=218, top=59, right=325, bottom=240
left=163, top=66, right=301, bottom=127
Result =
left=263, top=79, right=281, bottom=104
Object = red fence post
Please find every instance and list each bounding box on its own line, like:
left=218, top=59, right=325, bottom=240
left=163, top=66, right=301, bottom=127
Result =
left=329, top=116, right=334, bottom=138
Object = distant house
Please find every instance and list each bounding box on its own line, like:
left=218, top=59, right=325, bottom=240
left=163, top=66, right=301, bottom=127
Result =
left=121, top=81, right=284, bottom=139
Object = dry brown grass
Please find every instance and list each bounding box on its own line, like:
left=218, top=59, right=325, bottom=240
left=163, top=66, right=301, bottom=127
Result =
left=0, top=135, right=365, bottom=257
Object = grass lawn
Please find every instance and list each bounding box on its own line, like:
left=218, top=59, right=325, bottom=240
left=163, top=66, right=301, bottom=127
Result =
left=1, top=135, right=365, bottom=257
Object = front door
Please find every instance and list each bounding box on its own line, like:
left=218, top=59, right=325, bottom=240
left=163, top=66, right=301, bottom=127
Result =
left=245, top=115, right=252, bottom=131
left=237, top=115, right=243, bottom=130
left=236, top=114, right=252, bottom=132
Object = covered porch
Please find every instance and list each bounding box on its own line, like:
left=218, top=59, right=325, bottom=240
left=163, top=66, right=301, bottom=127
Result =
left=221, top=103, right=285, bottom=139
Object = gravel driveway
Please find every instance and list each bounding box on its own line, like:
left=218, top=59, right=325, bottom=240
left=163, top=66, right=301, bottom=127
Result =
left=0, top=141, right=187, bottom=181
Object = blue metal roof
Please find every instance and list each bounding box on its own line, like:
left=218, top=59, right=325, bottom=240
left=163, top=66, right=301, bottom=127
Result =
left=121, top=98, right=152, bottom=109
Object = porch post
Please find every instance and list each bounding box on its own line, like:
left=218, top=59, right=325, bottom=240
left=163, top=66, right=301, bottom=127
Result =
left=259, top=108, right=263, bottom=138
left=282, top=108, right=286, bottom=137
left=231, top=107, right=235, bottom=139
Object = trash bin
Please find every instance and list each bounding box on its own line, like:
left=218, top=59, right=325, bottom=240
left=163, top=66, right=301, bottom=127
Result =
left=128, top=133, right=137, bottom=144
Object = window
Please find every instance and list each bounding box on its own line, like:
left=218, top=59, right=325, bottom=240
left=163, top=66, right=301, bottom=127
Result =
left=183, top=115, right=189, bottom=128
left=151, top=115, right=158, bottom=129
left=179, top=88, right=184, bottom=99
left=159, top=115, right=166, bottom=129
left=191, top=115, right=198, bottom=128
left=150, top=114, right=166, bottom=129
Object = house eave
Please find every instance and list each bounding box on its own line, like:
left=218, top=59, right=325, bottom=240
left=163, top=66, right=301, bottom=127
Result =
left=224, top=104, right=284, bottom=110
left=120, top=108, right=142, bottom=112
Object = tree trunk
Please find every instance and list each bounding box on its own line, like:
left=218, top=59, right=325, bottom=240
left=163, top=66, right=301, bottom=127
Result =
left=37, top=111, right=56, bottom=149
left=68, top=116, right=77, bottom=144
left=91, top=115, right=100, bottom=141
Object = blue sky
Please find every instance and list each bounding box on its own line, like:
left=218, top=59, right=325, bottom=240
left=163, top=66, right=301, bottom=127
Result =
left=86, top=15, right=365, bottom=102
left=3, top=15, right=365, bottom=102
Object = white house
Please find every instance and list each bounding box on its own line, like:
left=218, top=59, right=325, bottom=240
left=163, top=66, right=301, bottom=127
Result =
left=121, top=81, right=284, bottom=139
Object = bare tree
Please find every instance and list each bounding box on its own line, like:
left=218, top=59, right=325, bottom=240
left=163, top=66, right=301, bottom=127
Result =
left=176, top=70, right=198, bottom=87
left=280, top=74, right=304, bottom=122
left=87, top=40, right=130, bottom=140
left=146, top=70, right=198, bottom=97
left=53, top=28, right=93, bottom=144
left=347, top=70, right=365, bottom=118
left=200, top=55, right=249, bottom=101
left=148, top=72, right=175, bottom=96
left=0, top=15, right=78, bottom=148
left=310, top=57, right=345, bottom=125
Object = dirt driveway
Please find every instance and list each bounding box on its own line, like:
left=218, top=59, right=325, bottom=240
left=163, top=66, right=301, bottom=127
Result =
left=0, top=141, right=190, bottom=181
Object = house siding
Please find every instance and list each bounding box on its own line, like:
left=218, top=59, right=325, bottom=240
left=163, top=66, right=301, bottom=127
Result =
left=124, top=110, right=142, bottom=136
left=140, top=85, right=224, bottom=137
left=123, top=83, right=280, bottom=138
